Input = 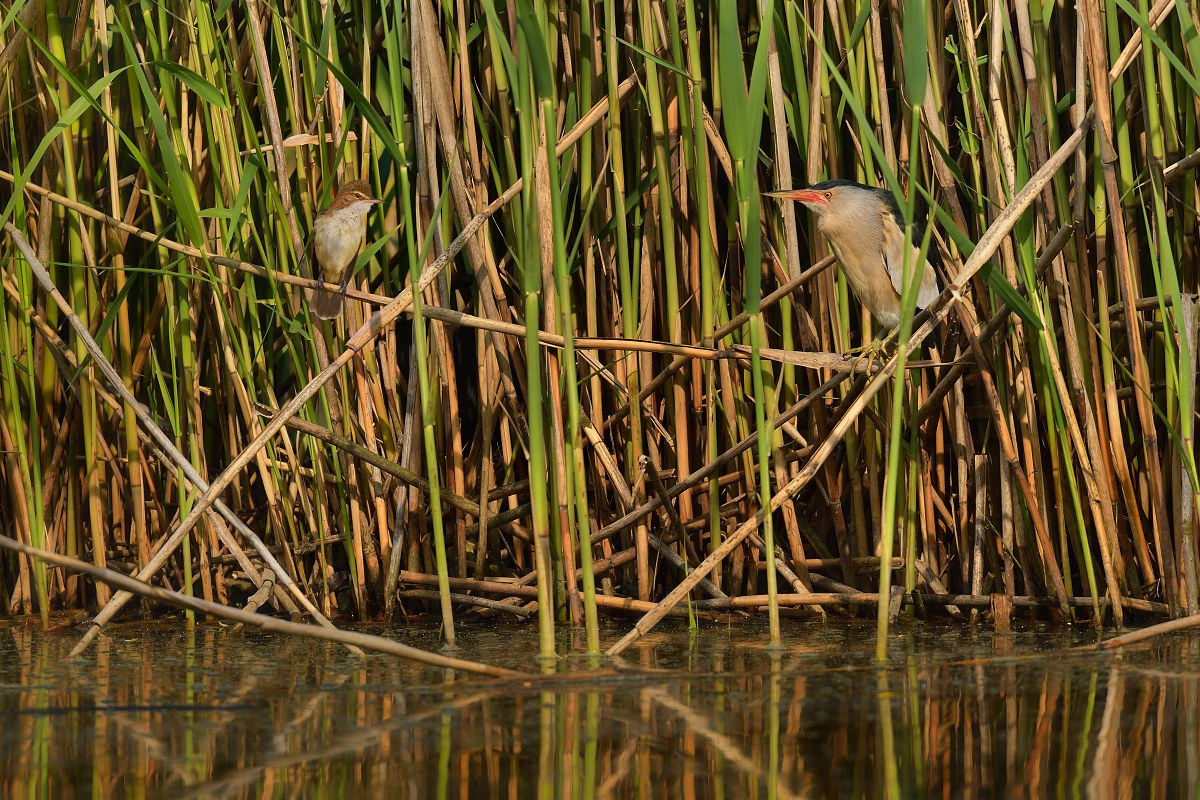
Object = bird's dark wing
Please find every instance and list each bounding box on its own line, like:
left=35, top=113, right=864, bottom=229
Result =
left=879, top=207, right=941, bottom=309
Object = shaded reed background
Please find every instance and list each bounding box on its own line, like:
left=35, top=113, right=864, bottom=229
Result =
left=0, top=0, right=1198, bottom=651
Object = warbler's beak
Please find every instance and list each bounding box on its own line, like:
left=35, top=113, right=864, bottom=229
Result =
left=367, top=197, right=384, bottom=205
left=764, top=189, right=828, bottom=204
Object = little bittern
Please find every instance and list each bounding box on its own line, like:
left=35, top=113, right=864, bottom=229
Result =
left=768, top=179, right=940, bottom=334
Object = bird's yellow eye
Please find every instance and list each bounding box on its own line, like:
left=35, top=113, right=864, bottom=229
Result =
left=824, top=191, right=832, bottom=199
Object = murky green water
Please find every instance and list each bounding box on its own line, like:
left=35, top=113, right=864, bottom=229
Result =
left=1, top=617, right=1196, bottom=798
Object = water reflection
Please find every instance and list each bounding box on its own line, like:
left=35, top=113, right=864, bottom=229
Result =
left=0, top=619, right=1196, bottom=798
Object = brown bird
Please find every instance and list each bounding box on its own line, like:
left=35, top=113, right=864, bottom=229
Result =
left=767, top=179, right=940, bottom=337
left=308, top=179, right=382, bottom=319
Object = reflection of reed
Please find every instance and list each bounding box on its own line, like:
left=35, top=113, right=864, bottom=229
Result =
left=646, top=686, right=802, bottom=800
left=1090, top=667, right=1123, bottom=800
left=596, top=736, right=640, bottom=800
left=4, top=625, right=1200, bottom=797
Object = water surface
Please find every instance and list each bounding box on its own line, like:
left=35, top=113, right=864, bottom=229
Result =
left=1, top=617, right=1194, bottom=798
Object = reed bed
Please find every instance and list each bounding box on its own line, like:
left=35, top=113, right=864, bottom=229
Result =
left=0, top=0, right=1197, bottom=660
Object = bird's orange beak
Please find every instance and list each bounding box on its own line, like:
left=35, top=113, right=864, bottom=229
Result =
left=764, top=189, right=828, bottom=204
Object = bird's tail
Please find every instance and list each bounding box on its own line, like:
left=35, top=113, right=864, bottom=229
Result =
left=309, top=285, right=345, bottom=319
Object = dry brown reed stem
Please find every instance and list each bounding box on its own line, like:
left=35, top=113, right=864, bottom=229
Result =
left=0, top=533, right=520, bottom=677
left=1089, top=0, right=1184, bottom=613
left=395, top=570, right=723, bottom=620
left=1040, top=271, right=1127, bottom=619
left=1164, top=149, right=1200, bottom=182
left=605, top=111, right=1096, bottom=657
left=398, top=571, right=547, bottom=600
left=4, top=224, right=348, bottom=637
left=698, top=594, right=1166, bottom=613
left=760, top=1, right=829, bottom=594
left=398, top=589, right=533, bottom=617
left=729, top=345, right=890, bottom=373
left=1072, top=612, right=1200, bottom=653
left=231, top=568, right=276, bottom=630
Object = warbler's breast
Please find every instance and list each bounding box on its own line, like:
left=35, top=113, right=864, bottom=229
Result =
left=313, top=211, right=366, bottom=280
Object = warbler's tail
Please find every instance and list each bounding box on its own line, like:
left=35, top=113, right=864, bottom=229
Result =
left=309, top=285, right=345, bottom=319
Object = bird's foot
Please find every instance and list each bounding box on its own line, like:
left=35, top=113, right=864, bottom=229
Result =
left=844, top=337, right=893, bottom=373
